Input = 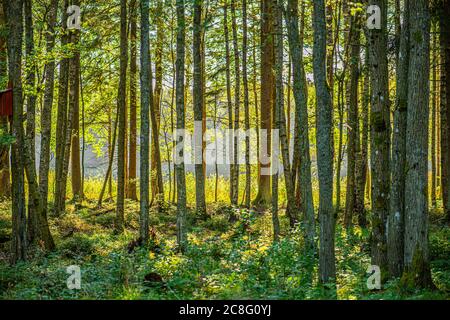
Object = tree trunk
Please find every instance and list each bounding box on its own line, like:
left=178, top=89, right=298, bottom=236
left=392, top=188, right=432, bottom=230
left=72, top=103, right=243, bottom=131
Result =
left=69, top=0, right=82, bottom=201
left=127, top=0, right=137, bottom=201
left=140, top=0, right=150, bottom=242
left=402, top=0, right=434, bottom=289
left=116, top=0, right=128, bottom=233
left=431, top=22, right=438, bottom=208
left=368, top=0, right=390, bottom=278
left=223, top=2, right=234, bottom=205
left=175, top=0, right=188, bottom=252
left=355, top=46, right=369, bottom=228
left=54, top=0, right=70, bottom=216
left=388, top=0, right=409, bottom=278
left=313, top=0, right=336, bottom=286
left=230, top=0, right=240, bottom=207
left=271, top=0, right=280, bottom=240
left=193, top=0, right=207, bottom=215
left=98, top=110, right=118, bottom=207
left=39, top=0, right=58, bottom=210
left=335, top=78, right=344, bottom=213
left=5, top=0, right=27, bottom=264
left=0, top=2, right=10, bottom=199
left=254, top=0, right=274, bottom=207
left=24, top=0, right=37, bottom=240
left=170, top=8, right=177, bottom=204
left=285, top=0, right=315, bottom=249
left=151, top=0, right=164, bottom=200
left=344, top=6, right=361, bottom=228
left=242, top=0, right=251, bottom=208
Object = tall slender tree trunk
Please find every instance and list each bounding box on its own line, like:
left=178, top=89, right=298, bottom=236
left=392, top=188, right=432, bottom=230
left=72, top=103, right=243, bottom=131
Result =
left=313, top=0, right=336, bottom=286
left=254, top=0, right=274, bottom=207
left=39, top=0, right=58, bottom=210
left=344, top=6, right=361, bottom=228
left=140, top=0, right=150, bottom=242
left=285, top=0, right=315, bottom=249
left=0, top=4, right=10, bottom=199
left=368, top=0, right=390, bottom=279
left=437, top=52, right=441, bottom=201
left=214, top=94, right=219, bottom=203
left=24, top=0, right=37, bottom=240
left=402, top=0, right=434, bottom=289
left=242, top=0, right=251, bottom=208
left=170, top=7, right=177, bottom=204
left=273, top=0, right=297, bottom=228
left=5, top=0, right=27, bottom=264
left=230, top=0, right=240, bottom=207
left=98, top=109, right=117, bottom=206
left=193, top=0, right=207, bottom=215
left=224, top=2, right=234, bottom=205
left=431, top=22, right=438, bottom=208
left=175, top=0, right=187, bottom=252
left=388, top=0, right=409, bottom=278
left=151, top=0, right=164, bottom=200
left=116, top=0, right=128, bottom=233
left=271, top=0, right=281, bottom=240
left=252, top=34, right=260, bottom=190
left=54, top=0, right=70, bottom=216
left=127, top=0, right=137, bottom=201
left=335, top=78, right=344, bottom=213
left=69, top=0, right=82, bottom=202
left=355, top=46, right=369, bottom=228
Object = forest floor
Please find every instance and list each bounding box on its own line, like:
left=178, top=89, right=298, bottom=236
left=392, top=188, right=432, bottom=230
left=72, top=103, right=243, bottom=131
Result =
left=0, top=192, right=449, bottom=300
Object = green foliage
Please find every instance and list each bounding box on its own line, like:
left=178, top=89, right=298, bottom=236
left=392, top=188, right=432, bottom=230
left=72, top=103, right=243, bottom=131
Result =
left=0, top=129, right=15, bottom=147
left=0, top=184, right=448, bottom=300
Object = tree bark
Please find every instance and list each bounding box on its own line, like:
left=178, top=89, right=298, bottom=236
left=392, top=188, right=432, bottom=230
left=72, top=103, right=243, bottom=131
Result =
left=355, top=45, right=369, bottom=228
left=254, top=0, right=274, bottom=207
left=285, top=0, right=315, bottom=249
left=193, top=0, right=207, bottom=215
left=0, top=2, right=10, bottom=199
left=140, top=0, right=150, bottom=242
left=176, top=0, right=188, bottom=252
left=344, top=5, right=362, bottom=228
left=4, top=0, right=27, bottom=264
left=69, top=0, right=82, bottom=201
left=242, top=0, right=251, bottom=208
left=127, top=0, right=138, bottom=201
left=431, top=22, right=438, bottom=208
left=151, top=0, right=164, bottom=200
left=402, top=0, right=434, bottom=289
left=368, top=0, right=390, bottom=278
left=39, top=0, right=58, bottom=211
left=116, top=0, right=128, bottom=233
left=24, top=0, right=37, bottom=240
left=313, top=0, right=336, bottom=286
left=388, top=0, right=409, bottom=278
left=230, top=0, right=240, bottom=207
left=54, top=0, right=70, bottom=216
left=223, top=2, right=234, bottom=205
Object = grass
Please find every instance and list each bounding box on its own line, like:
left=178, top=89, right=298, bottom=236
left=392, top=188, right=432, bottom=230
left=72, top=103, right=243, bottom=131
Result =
left=0, top=175, right=449, bottom=300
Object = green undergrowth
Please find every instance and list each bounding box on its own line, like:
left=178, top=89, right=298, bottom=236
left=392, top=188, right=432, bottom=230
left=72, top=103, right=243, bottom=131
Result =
left=0, top=197, right=449, bottom=300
